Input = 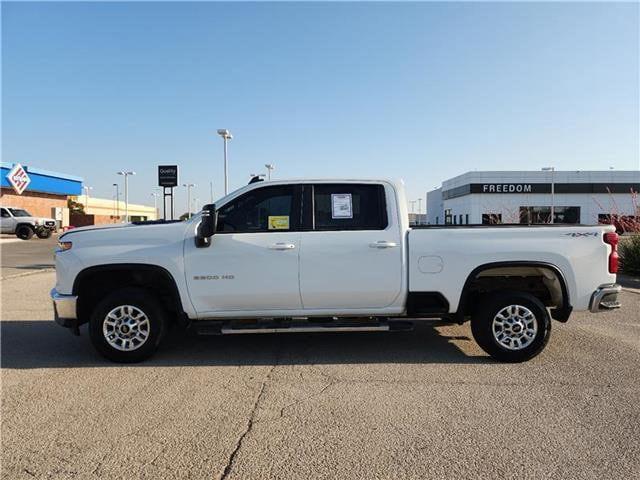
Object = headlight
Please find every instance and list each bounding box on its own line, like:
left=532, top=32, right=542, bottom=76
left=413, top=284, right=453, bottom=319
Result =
left=57, top=241, right=72, bottom=252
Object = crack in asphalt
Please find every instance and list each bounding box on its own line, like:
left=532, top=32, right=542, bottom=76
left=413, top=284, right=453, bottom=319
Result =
left=216, top=344, right=281, bottom=480
left=216, top=365, right=274, bottom=480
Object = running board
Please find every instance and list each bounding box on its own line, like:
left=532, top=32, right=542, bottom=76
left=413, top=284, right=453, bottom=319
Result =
left=222, top=324, right=391, bottom=334
left=193, top=320, right=413, bottom=335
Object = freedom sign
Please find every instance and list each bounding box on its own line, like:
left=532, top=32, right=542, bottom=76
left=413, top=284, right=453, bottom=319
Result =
left=6, top=163, right=31, bottom=195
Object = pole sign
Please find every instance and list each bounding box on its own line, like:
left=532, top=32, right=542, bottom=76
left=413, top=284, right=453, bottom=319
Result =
left=158, top=165, right=178, bottom=187
left=6, top=163, right=31, bottom=195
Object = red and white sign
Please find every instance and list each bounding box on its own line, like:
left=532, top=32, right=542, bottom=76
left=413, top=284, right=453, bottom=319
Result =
left=6, top=163, right=31, bottom=195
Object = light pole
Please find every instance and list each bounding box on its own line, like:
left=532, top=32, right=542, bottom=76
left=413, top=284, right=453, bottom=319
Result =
left=542, top=167, right=555, bottom=224
left=117, top=171, right=136, bottom=222
left=193, top=197, right=200, bottom=214
left=112, top=183, right=120, bottom=219
left=265, top=164, right=275, bottom=181
left=183, top=183, right=195, bottom=219
left=151, top=192, right=161, bottom=220
left=83, top=186, right=93, bottom=211
left=217, top=129, right=233, bottom=195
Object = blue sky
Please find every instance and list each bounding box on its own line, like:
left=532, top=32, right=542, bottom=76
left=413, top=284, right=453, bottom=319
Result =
left=2, top=2, right=639, bottom=211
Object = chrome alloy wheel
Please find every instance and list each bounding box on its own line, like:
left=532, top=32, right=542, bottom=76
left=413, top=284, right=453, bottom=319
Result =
left=491, top=304, right=538, bottom=351
left=103, top=305, right=151, bottom=352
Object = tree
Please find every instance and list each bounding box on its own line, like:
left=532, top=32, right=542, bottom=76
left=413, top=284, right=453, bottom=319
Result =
left=67, top=198, right=85, bottom=215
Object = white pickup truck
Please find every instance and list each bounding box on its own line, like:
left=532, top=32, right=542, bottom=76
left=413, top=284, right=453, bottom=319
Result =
left=51, top=178, right=621, bottom=363
left=1, top=206, right=57, bottom=239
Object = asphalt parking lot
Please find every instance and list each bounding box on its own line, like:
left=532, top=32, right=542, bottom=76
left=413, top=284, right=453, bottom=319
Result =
left=1, top=263, right=639, bottom=479
left=0, top=235, right=57, bottom=279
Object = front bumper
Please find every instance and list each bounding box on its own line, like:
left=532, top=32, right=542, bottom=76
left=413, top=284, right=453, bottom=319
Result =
left=589, top=284, right=622, bottom=313
left=50, top=288, right=78, bottom=328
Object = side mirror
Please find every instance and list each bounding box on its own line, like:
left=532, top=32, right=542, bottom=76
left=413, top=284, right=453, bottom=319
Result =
left=195, top=204, right=217, bottom=248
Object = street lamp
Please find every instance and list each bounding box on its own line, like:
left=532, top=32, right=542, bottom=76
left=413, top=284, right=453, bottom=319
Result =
left=265, top=164, right=275, bottom=181
left=151, top=192, right=161, bottom=220
left=117, top=171, right=136, bottom=222
left=83, top=186, right=93, bottom=211
left=112, top=183, right=120, bottom=219
left=542, top=167, right=555, bottom=224
left=217, top=129, right=233, bottom=195
left=183, top=183, right=195, bottom=219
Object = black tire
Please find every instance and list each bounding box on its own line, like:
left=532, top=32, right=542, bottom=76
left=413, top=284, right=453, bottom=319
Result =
left=15, top=225, right=34, bottom=240
left=89, top=287, right=167, bottom=363
left=471, top=291, right=551, bottom=363
left=36, top=228, right=52, bottom=239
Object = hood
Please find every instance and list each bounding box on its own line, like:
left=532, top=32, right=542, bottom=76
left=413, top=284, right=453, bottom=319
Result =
left=18, top=216, right=55, bottom=224
left=60, top=219, right=189, bottom=241
left=60, top=222, right=131, bottom=238
left=58, top=219, right=193, bottom=266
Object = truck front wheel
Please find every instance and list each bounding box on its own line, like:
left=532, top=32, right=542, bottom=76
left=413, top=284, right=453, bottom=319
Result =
left=36, top=227, right=52, bottom=239
left=15, top=225, right=34, bottom=240
left=471, top=291, right=551, bottom=362
left=89, top=288, right=167, bottom=363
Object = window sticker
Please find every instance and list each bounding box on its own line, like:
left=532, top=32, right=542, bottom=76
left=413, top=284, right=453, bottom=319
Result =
left=268, top=215, right=290, bottom=230
left=331, top=193, right=353, bottom=219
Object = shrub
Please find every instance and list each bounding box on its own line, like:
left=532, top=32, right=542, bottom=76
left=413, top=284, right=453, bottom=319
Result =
left=620, top=235, right=640, bottom=275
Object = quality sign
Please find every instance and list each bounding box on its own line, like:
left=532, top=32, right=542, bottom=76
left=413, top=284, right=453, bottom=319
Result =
left=6, top=163, right=31, bottom=195
left=158, top=165, right=178, bottom=187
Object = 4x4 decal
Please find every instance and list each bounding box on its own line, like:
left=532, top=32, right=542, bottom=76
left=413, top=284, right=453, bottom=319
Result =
left=564, top=232, right=598, bottom=237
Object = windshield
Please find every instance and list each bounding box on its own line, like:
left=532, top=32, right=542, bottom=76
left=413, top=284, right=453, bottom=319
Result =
left=186, top=186, right=247, bottom=224
left=8, top=208, right=32, bottom=217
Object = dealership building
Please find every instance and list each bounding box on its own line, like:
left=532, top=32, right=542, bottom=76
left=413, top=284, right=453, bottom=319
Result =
left=426, top=170, right=640, bottom=225
left=1, top=162, right=83, bottom=224
left=2, top=161, right=156, bottom=227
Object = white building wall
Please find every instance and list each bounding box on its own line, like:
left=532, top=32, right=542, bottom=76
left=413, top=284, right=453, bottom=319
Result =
left=469, top=192, right=637, bottom=224
left=426, top=170, right=639, bottom=225
left=426, top=188, right=443, bottom=224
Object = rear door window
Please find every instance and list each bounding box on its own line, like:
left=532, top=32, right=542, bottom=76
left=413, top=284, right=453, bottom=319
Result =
left=313, top=184, right=388, bottom=231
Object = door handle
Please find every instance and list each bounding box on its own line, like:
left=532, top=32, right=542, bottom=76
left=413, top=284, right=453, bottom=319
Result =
left=369, top=241, right=398, bottom=249
left=269, top=242, right=296, bottom=250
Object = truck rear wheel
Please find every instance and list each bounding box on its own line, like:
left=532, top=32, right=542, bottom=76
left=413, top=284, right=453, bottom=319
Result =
left=89, top=288, right=167, bottom=363
left=471, top=291, right=551, bottom=362
left=16, top=225, right=34, bottom=240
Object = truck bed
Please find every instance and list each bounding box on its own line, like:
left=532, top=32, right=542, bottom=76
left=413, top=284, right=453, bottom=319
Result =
left=407, top=224, right=616, bottom=312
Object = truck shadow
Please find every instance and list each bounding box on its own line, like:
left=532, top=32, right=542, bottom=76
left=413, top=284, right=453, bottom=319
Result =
left=1, top=320, right=493, bottom=369
left=618, top=274, right=640, bottom=291
left=12, top=264, right=56, bottom=270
